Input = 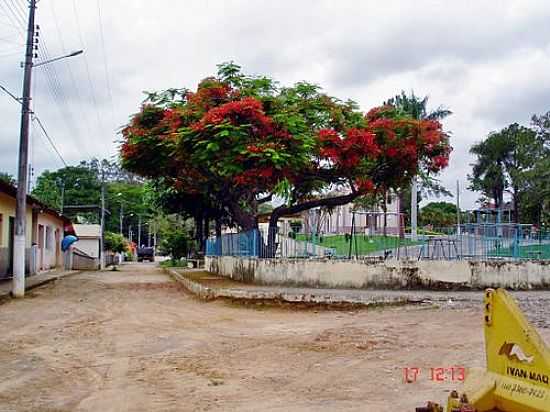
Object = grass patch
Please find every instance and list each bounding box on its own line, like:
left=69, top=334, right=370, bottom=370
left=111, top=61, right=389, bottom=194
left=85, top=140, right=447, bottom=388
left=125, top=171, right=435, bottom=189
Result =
left=295, top=234, right=421, bottom=256
left=491, top=243, right=550, bottom=259
left=160, top=258, right=188, bottom=268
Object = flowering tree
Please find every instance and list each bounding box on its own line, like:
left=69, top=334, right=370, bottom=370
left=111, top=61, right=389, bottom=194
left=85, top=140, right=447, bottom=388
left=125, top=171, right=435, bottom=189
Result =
left=121, top=63, right=451, bottom=251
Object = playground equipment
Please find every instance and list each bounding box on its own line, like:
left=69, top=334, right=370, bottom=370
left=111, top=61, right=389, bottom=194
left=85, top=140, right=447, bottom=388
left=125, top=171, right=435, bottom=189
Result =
left=417, top=288, right=550, bottom=411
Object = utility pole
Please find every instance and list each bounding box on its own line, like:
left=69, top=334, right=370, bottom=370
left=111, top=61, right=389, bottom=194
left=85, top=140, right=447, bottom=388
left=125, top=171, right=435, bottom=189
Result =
left=119, top=201, right=123, bottom=235
left=411, top=177, right=418, bottom=241
left=13, top=0, right=37, bottom=297
left=99, top=170, right=106, bottom=270
left=456, top=180, right=461, bottom=235
left=57, top=178, right=65, bottom=214
left=138, top=214, right=142, bottom=247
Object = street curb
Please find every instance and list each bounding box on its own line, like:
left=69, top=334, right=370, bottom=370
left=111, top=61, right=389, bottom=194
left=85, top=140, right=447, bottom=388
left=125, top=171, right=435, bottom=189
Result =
left=165, top=268, right=415, bottom=308
left=25, top=270, right=81, bottom=292
left=0, top=270, right=81, bottom=301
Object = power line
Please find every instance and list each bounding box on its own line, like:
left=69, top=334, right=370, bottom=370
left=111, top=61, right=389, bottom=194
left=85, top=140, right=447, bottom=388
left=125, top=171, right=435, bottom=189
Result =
left=71, top=0, right=105, bottom=139
left=0, top=0, right=25, bottom=38
left=0, top=81, right=20, bottom=102
left=33, top=114, right=67, bottom=167
left=96, top=0, right=115, bottom=127
left=34, top=33, right=93, bottom=160
left=49, top=0, right=94, bottom=157
left=0, top=81, right=68, bottom=167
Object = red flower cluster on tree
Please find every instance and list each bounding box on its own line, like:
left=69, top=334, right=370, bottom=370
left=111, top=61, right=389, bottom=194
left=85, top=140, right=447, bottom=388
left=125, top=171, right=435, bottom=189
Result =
left=186, top=79, right=232, bottom=111
left=319, top=127, right=380, bottom=169
left=192, top=97, right=273, bottom=133
left=356, top=177, right=375, bottom=193
left=162, top=108, right=183, bottom=133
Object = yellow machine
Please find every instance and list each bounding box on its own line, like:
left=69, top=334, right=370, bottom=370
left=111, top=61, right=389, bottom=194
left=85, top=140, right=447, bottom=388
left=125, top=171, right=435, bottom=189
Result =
left=418, top=288, right=550, bottom=412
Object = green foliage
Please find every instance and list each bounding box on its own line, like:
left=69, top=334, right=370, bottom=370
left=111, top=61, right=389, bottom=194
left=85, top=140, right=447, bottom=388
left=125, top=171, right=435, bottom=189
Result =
left=104, top=232, right=126, bottom=253
left=32, top=165, right=100, bottom=214
left=159, top=258, right=188, bottom=268
left=121, top=63, right=451, bottom=239
left=385, top=91, right=452, bottom=121
left=0, top=172, right=15, bottom=186
left=32, top=159, right=154, bottom=237
left=159, top=226, right=191, bottom=260
left=419, top=201, right=458, bottom=227
left=468, top=123, right=542, bottom=222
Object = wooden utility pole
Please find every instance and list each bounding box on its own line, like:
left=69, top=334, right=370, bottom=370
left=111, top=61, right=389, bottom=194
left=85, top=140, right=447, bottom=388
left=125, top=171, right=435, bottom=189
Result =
left=99, top=170, right=105, bottom=270
left=13, top=0, right=37, bottom=297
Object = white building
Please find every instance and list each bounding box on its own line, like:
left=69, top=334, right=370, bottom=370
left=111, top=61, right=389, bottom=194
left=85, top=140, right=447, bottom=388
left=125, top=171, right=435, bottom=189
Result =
left=302, top=192, right=402, bottom=235
left=73, top=224, right=101, bottom=258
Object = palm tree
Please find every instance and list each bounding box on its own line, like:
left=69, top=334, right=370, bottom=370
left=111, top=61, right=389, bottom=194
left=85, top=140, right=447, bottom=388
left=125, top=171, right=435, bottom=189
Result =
left=384, top=91, right=452, bottom=122
left=468, top=124, right=539, bottom=223
left=383, top=91, right=452, bottom=235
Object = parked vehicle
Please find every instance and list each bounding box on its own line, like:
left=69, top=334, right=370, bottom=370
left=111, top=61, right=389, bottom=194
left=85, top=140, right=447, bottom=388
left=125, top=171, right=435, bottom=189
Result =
left=137, top=247, right=155, bottom=262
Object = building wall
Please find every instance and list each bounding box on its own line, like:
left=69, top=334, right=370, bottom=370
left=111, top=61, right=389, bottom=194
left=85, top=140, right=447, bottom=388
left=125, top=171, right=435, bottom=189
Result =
left=0, top=193, right=34, bottom=278
left=74, top=238, right=100, bottom=258
left=302, top=192, right=402, bottom=235
left=35, top=212, right=64, bottom=271
left=0, top=192, right=33, bottom=247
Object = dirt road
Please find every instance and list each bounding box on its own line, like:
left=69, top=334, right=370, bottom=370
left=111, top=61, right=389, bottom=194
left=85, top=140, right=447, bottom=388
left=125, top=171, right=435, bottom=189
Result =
left=0, top=263, right=548, bottom=411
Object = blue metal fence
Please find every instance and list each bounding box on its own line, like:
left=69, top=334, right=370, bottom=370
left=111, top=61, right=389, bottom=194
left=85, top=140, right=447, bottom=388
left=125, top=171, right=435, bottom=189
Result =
left=206, top=224, right=550, bottom=261
left=206, top=230, right=259, bottom=257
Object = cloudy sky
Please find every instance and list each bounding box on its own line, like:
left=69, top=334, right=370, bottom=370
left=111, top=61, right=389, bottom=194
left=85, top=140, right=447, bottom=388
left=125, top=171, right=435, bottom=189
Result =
left=1, top=0, right=550, bottom=209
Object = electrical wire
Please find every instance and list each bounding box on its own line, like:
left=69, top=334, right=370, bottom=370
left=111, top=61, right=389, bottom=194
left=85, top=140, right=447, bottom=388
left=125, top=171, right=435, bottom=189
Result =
left=34, top=34, right=93, bottom=161
left=0, top=0, right=25, bottom=38
left=71, top=0, right=105, bottom=140
left=0, top=82, right=68, bottom=168
left=33, top=115, right=68, bottom=167
left=49, top=0, right=94, bottom=157
left=96, top=0, right=115, bottom=121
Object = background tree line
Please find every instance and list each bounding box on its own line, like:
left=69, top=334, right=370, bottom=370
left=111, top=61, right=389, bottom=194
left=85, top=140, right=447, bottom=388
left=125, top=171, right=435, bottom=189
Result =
left=468, top=111, right=550, bottom=226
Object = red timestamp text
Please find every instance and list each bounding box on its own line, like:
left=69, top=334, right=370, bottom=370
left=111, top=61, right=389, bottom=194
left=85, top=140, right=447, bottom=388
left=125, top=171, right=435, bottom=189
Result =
left=402, top=366, right=466, bottom=383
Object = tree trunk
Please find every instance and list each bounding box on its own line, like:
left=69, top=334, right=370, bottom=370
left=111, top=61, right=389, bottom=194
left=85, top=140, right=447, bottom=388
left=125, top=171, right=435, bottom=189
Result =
left=266, top=191, right=362, bottom=258
left=195, top=215, right=204, bottom=254
left=513, top=188, right=520, bottom=224
left=215, top=218, right=222, bottom=238
left=203, top=216, right=210, bottom=243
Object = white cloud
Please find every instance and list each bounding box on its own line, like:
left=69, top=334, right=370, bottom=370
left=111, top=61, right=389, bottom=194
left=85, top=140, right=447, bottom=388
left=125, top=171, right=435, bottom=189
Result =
left=1, top=0, right=549, bottom=209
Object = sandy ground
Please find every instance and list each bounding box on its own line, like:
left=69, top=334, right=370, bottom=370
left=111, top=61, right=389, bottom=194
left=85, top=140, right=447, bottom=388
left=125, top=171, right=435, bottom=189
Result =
left=0, top=263, right=548, bottom=412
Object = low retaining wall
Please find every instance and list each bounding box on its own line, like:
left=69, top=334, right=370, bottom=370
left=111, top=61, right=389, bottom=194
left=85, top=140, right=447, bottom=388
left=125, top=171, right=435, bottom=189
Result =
left=206, top=256, right=550, bottom=290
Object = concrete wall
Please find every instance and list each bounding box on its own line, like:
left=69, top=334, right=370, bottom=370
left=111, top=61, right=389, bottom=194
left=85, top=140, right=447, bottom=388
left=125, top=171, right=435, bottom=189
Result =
left=206, top=256, right=550, bottom=290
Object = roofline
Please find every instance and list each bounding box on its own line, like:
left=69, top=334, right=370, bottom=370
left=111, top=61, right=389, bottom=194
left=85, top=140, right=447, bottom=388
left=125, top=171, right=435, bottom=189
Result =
left=0, top=179, right=72, bottom=225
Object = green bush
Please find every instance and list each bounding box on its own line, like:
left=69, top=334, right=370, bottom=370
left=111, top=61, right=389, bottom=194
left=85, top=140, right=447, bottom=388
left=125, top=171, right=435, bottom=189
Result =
left=159, top=227, right=190, bottom=260
left=104, top=232, right=126, bottom=253
left=159, top=258, right=188, bottom=268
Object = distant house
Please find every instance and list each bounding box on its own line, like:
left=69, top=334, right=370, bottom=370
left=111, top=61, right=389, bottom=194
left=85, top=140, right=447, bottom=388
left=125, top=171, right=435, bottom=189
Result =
left=301, top=191, right=402, bottom=235
left=0, top=180, right=73, bottom=279
left=72, top=224, right=101, bottom=258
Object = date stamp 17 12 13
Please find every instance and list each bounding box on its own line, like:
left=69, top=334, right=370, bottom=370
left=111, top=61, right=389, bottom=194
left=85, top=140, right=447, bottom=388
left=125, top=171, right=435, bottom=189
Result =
left=403, top=367, right=466, bottom=383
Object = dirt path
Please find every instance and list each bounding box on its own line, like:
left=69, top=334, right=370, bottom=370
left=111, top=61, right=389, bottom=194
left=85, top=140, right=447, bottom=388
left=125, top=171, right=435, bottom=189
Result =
left=0, top=263, right=548, bottom=411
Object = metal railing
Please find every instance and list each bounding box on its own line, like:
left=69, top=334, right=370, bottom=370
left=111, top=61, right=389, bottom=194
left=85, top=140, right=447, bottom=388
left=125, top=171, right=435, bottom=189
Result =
left=206, top=224, right=550, bottom=261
